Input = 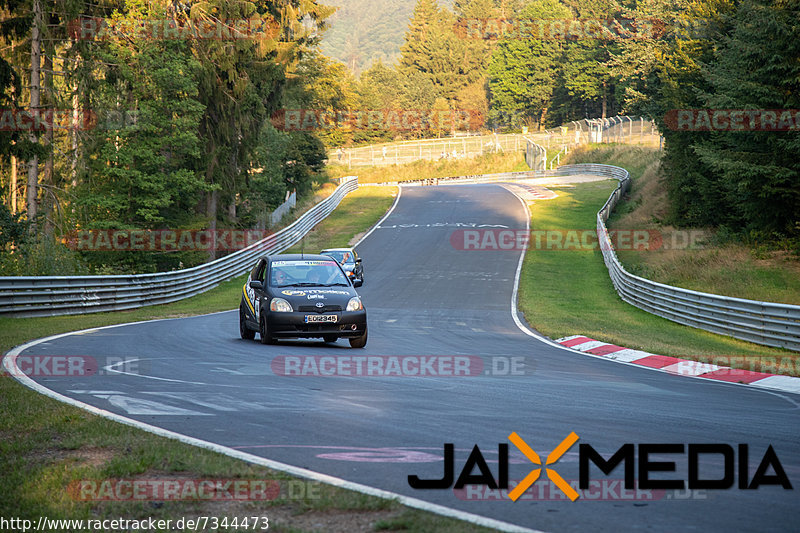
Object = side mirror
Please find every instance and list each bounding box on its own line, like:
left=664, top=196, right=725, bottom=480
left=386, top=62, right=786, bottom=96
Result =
left=355, top=258, right=362, bottom=263
left=353, top=279, right=363, bottom=288
left=249, top=280, right=263, bottom=290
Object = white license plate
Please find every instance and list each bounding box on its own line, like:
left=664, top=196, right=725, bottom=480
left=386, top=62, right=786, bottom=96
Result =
left=305, top=314, right=338, bottom=323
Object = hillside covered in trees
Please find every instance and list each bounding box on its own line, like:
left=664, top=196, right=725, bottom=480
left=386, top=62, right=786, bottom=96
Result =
left=320, top=0, right=422, bottom=74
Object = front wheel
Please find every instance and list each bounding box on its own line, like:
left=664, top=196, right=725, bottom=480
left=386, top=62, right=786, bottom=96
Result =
left=259, top=314, right=276, bottom=345
left=240, top=304, right=255, bottom=340
left=349, top=324, right=367, bottom=348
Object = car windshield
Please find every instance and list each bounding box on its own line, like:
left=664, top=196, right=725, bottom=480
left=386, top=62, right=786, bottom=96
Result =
left=269, top=260, right=349, bottom=287
left=323, top=250, right=353, bottom=264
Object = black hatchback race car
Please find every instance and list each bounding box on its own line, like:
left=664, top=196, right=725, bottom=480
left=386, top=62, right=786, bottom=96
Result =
left=239, top=254, right=368, bottom=348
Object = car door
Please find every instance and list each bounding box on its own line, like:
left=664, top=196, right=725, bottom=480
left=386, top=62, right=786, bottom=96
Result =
left=244, top=258, right=267, bottom=326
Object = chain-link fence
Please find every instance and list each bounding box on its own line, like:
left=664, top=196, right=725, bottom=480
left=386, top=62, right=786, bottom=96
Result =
left=329, top=116, right=660, bottom=168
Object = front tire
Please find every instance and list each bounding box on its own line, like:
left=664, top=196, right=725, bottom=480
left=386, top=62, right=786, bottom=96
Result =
left=259, top=313, right=276, bottom=345
left=240, top=304, right=255, bottom=340
left=349, top=324, right=367, bottom=348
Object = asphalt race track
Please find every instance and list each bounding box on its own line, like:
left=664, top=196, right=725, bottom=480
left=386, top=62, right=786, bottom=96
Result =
left=13, top=183, right=800, bottom=532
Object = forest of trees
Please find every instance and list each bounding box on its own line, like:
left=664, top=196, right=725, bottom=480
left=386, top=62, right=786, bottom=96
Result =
left=0, top=0, right=334, bottom=273
left=1, top=0, right=798, bottom=276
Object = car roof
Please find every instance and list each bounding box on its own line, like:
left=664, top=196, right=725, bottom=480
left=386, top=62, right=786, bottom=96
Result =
left=266, top=254, right=337, bottom=263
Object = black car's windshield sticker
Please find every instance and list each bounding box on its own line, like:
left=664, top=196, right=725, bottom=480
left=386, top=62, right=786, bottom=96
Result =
left=280, top=289, right=350, bottom=297
left=272, top=260, right=338, bottom=267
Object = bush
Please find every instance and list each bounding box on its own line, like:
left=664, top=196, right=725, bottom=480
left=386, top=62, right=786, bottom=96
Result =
left=0, top=235, right=89, bottom=276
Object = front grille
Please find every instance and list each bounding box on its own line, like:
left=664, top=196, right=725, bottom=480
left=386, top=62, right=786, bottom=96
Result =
left=298, top=305, right=342, bottom=313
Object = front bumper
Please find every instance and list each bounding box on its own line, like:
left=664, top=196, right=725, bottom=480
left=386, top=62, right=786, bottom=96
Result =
left=266, top=310, right=367, bottom=338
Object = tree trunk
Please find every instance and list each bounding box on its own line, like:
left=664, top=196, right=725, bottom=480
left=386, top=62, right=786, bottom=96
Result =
left=71, top=72, right=80, bottom=187
left=10, top=155, right=17, bottom=214
left=205, top=154, right=218, bottom=261
left=27, top=0, right=42, bottom=230
left=539, top=107, right=548, bottom=131
left=228, top=197, right=236, bottom=222
left=206, top=189, right=218, bottom=261
left=43, top=46, right=54, bottom=236
left=601, top=82, right=607, bottom=119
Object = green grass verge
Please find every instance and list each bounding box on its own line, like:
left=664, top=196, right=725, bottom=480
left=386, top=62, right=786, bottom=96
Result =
left=567, top=144, right=800, bottom=305
left=1, top=184, right=493, bottom=532
left=518, top=146, right=799, bottom=376
left=326, top=151, right=529, bottom=184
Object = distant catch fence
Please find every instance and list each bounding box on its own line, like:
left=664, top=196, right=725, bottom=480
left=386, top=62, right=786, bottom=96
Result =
left=329, top=116, right=660, bottom=168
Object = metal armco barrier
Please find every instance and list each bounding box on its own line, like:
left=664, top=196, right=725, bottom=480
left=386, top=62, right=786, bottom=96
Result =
left=0, top=178, right=359, bottom=318
left=551, top=163, right=800, bottom=352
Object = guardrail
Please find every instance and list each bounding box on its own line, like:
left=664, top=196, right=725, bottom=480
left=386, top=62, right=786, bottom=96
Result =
left=550, top=164, right=800, bottom=352
left=0, top=178, right=359, bottom=318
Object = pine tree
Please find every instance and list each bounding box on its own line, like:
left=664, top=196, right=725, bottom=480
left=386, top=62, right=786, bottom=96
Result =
left=487, top=0, right=572, bottom=129
left=692, top=0, right=800, bottom=238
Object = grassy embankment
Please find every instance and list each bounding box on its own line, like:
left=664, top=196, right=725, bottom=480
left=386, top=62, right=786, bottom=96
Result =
left=517, top=144, right=799, bottom=375
left=326, top=150, right=530, bottom=184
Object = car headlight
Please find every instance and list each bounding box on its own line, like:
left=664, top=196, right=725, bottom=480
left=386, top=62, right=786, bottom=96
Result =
left=270, top=298, right=292, bottom=312
left=346, top=297, right=363, bottom=311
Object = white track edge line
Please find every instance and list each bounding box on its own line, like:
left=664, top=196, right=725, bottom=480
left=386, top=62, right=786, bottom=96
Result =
left=353, top=184, right=402, bottom=247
